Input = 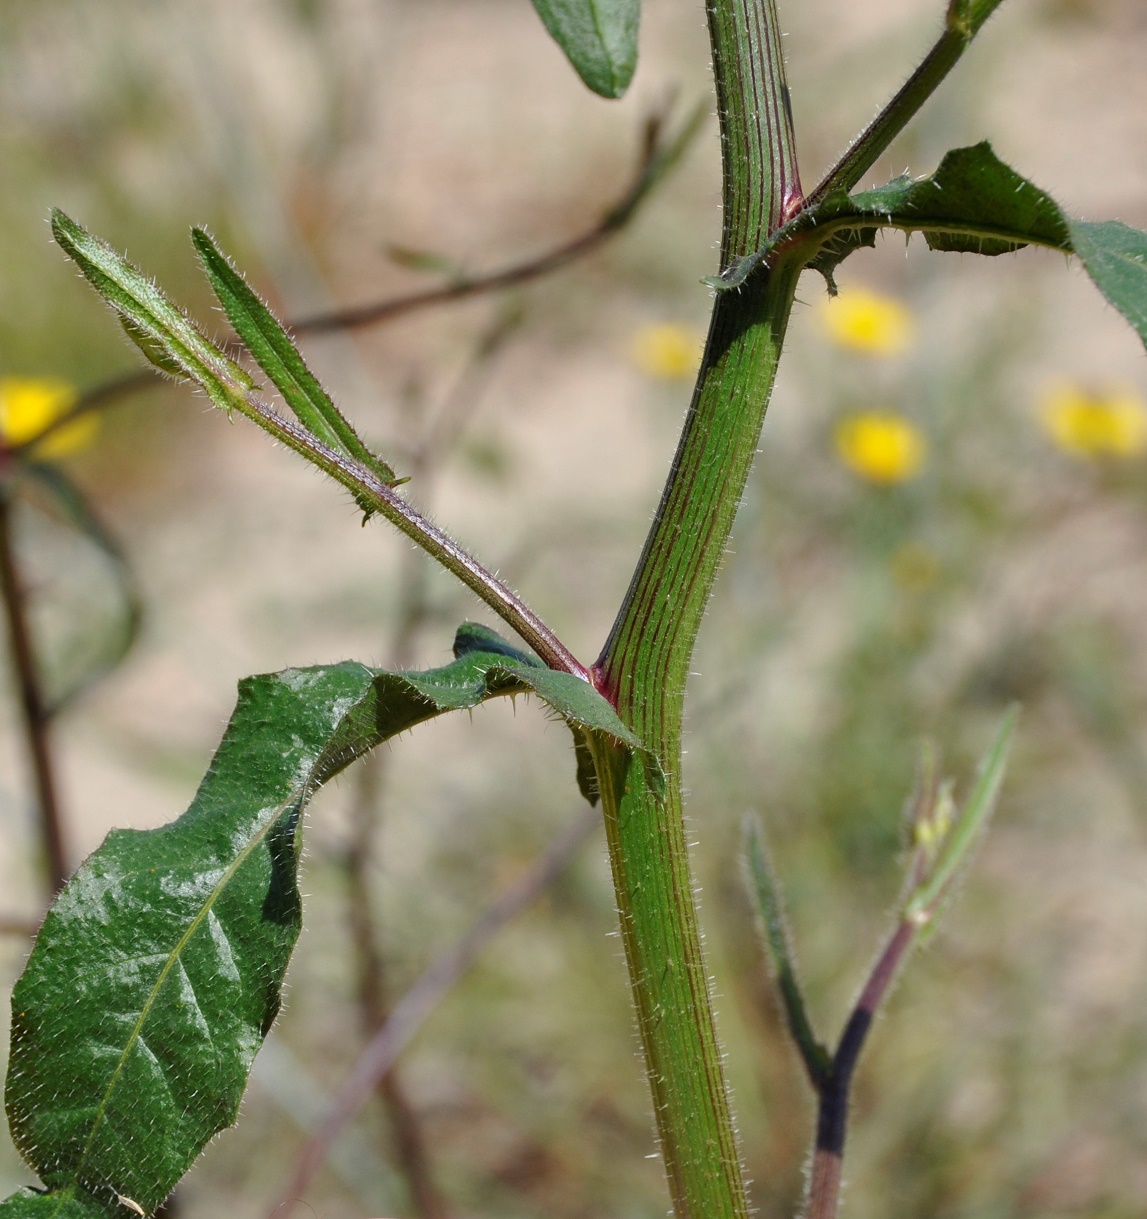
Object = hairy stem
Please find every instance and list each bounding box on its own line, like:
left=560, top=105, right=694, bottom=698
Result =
left=588, top=1, right=801, bottom=1215
left=807, top=0, right=1006, bottom=206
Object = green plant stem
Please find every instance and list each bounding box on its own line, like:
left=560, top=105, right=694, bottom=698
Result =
left=0, top=485, right=69, bottom=894
left=587, top=2, right=801, bottom=1216
left=209, top=400, right=588, bottom=678
left=807, top=0, right=1004, bottom=206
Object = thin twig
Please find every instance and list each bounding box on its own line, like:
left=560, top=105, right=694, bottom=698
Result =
left=271, top=806, right=599, bottom=1219
left=0, top=485, right=69, bottom=893
left=291, top=101, right=706, bottom=335
left=804, top=920, right=917, bottom=1219
left=340, top=313, right=520, bottom=1219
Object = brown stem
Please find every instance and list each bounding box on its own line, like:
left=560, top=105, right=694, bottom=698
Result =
left=20, top=104, right=702, bottom=461
left=805, top=920, right=917, bottom=1219
left=345, top=754, right=448, bottom=1219
left=0, top=484, right=69, bottom=894
left=271, top=807, right=599, bottom=1219
left=340, top=320, right=520, bottom=1219
left=291, top=103, right=703, bottom=336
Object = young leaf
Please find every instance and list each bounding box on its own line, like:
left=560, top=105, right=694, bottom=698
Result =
left=529, top=0, right=640, bottom=99
left=904, top=705, right=1018, bottom=926
left=50, top=211, right=254, bottom=413
left=2, top=626, right=638, bottom=1216
left=742, top=816, right=830, bottom=1085
left=191, top=229, right=403, bottom=489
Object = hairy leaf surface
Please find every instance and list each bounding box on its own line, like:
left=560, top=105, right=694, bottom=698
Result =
left=808, top=143, right=1147, bottom=349
left=710, top=144, right=1147, bottom=352
left=3, top=627, right=638, bottom=1216
left=191, top=229, right=403, bottom=490
left=0, top=1188, right=123, bottom=1218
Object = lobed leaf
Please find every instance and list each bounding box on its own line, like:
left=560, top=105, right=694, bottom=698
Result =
left=710, top=143, right=1147, bottom=353
left=808, top=142, right=1070, bottom=283
left=2, top=627, right=637, bottom=1217
left=529, top=0, right=640, bottom=99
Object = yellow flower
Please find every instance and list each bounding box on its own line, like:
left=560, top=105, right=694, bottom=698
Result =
left=630, top=322, right=702, bottom=381
left=835, top=411, right=927, bottom=485
left=0, top=377, right=96, bottom=458
left=819, top=286, right=914, bottom=356
left=1040, top=384, right=1147, bottom=459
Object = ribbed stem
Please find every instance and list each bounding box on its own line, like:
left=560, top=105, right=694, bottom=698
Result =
left=587, top=2, right=802, bottom=1216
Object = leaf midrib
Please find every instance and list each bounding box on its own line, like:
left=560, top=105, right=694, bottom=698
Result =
left=60, top=786, right=306, bottom=1209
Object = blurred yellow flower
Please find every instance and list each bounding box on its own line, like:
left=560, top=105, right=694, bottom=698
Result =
left=0, top=377, right=96, bottom=458
left=835, top=411, right=927, bottom=485
left=1040, top=384, right=1147, bottom=459
left=819, top=286, right=914, bottom=356
left=630, top=322, right=701, bottom=381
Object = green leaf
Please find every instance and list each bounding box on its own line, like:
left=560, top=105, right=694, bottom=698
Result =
left=711, top=142, right=1147, bottom=352
left=4, top=626, right=637, bottom=1215
left=529, top=0, right=640, bottom=99
left=190, top=229, right=403, bottom=489
left=905, top=705, right=1018, bottom=926
left=1067, top=219, right=1147, bottom=348
left=50, top=210, right=254, bottom=414
left=807, top=142, right=1071, bottom=285
left=0, top=1188, right=123, bottom=1218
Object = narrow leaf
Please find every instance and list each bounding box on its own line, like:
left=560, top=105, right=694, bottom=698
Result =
left=4, top=626, right=640, bottom=1215
left=191, top=230, right=402, bottom=487
left=743, top=816, right=830, bottom=1084
left=50, top=211, right=254, bottom=413
left=905, top=705, right=1018, bottom=924
left=529, top=0, right=640, bottom=99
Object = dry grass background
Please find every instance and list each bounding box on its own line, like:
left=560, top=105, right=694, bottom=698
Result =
left=2, top=1, right=1147, bottom=1216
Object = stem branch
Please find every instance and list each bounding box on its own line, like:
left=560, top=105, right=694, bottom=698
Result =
left=808, top=0, right=1005, bottom=206
left=805, top=920, right=917, bottom=1219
